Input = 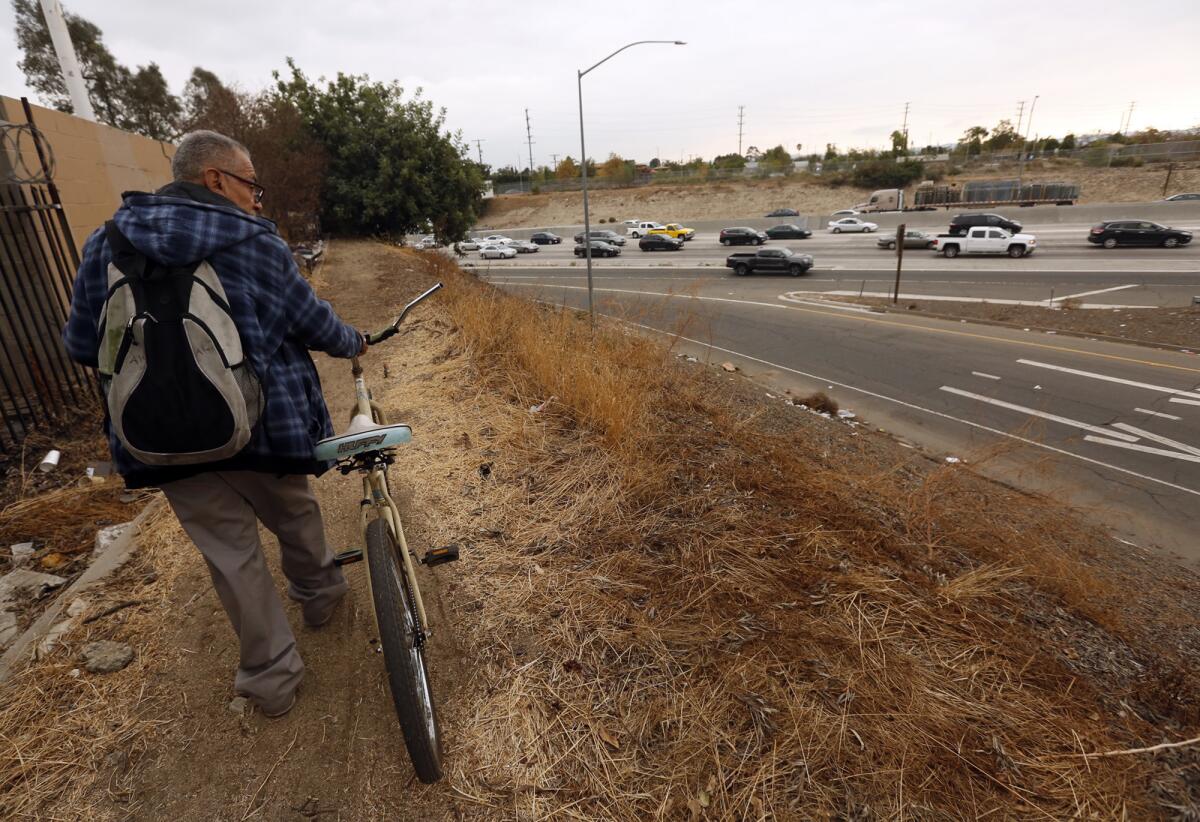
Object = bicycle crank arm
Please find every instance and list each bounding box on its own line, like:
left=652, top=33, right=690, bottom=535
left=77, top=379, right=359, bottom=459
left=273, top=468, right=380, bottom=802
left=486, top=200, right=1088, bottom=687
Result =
left=421, top=543, right=460, bottom=567
left=333, top=548, right=364, bottom=566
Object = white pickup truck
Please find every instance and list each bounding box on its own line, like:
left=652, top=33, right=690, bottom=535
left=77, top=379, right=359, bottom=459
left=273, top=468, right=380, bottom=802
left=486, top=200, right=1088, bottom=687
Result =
left=626, top=220, right=665, bottom=238
left=931, top=226, right=1038, bottom=258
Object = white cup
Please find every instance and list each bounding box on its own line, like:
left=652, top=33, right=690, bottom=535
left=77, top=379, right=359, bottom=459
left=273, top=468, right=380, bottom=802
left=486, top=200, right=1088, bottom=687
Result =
left=38, top=449, right=61, bottom=472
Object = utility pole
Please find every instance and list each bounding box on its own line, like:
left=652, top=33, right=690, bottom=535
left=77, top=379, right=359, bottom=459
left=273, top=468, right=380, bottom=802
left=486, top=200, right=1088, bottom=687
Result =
left=38, top=0, right=94, bottom=120
left=473, top=139, right=485, bottom=166
left=550, top=153, right=559, bottom=172
left=525, top=108, right=535, bottom=187
left=1015, top=100, right=1025, bottom=142
left=1016, top=95, right=1038, bottom=191
left=1122, top=100, right=1136, bottom=135
left=901, top=101, right=910, bottom=145
left=737, top=106, right=745, bottom=155
left=893, top=222, right=906, bottom=305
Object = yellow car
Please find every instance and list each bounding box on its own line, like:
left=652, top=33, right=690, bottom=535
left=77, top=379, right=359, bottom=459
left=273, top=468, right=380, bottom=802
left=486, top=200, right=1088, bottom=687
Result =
left=648, top=223, right=695, bottom=241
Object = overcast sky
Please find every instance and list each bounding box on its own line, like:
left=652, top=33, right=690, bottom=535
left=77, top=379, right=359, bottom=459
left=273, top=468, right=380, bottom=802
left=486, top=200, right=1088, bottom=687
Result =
left=2, top=0, right=1199, bottom=169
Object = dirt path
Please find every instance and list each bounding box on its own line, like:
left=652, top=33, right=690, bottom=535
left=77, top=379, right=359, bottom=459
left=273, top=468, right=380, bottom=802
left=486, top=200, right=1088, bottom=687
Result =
left=99, top=243, right=478, bottom=820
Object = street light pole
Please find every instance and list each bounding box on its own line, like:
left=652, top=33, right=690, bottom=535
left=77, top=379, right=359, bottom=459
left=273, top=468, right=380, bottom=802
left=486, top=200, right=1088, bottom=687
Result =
left=578, top=40, right=685, bottom=329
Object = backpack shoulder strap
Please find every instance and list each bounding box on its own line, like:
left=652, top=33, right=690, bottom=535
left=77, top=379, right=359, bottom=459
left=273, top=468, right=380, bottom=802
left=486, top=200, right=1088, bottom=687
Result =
left=104, top=221, right=148, bottom=281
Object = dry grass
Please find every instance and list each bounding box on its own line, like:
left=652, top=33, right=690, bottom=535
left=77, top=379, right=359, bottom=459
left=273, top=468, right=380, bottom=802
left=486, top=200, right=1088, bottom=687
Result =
left=0, top=501, right=179, bottom=819
left=413, top=252, right=1193, bottom=817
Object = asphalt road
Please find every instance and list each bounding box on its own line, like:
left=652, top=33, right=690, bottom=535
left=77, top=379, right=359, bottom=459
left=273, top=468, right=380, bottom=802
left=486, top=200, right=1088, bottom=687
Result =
left=478, top=244, right=1200, bottom=565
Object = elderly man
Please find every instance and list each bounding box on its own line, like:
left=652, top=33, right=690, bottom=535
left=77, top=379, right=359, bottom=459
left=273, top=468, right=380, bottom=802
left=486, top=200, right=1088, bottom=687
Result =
left=64, top=130, right=364, bottom=717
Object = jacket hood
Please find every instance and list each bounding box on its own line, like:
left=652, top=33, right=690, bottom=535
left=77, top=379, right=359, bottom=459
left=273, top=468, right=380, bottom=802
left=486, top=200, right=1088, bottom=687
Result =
left=112, top=185, right=278, bottom=266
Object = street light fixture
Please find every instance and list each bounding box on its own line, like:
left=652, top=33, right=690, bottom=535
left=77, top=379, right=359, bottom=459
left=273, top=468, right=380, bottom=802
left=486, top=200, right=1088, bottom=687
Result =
left=577, top=40, right=686, bottom=328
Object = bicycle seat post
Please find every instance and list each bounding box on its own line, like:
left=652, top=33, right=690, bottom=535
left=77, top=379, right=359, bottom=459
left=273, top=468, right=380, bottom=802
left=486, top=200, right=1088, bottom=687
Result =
left=351, top=355, right=363, bottom=377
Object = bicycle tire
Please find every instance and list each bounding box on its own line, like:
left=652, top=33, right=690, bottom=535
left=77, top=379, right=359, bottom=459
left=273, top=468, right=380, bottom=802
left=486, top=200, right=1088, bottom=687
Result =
left=365, top=517, right=443, bottom=782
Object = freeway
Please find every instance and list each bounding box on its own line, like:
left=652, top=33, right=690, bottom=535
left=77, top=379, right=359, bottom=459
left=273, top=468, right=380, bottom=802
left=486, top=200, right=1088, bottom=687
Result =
left=479, top=251, right=1200, bottom=564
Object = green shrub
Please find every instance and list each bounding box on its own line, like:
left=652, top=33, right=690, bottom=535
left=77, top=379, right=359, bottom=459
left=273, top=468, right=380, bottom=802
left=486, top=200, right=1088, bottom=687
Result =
left=850, top=159, right=925, bottom=189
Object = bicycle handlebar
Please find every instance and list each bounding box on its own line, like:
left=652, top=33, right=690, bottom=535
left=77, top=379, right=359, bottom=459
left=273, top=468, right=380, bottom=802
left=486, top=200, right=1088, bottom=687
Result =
left=366, top=282, right=444, bottom=345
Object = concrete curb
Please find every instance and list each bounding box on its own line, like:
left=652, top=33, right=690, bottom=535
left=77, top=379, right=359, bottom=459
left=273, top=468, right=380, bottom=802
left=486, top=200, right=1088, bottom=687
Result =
left=0, top=495, right=166, bottom=685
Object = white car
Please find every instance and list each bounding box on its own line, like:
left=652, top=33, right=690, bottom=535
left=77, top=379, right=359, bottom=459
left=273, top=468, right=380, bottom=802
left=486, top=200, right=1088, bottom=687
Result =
left=830, top=209, right=860, bottom=218
left=415, top=235, right=441, bottom=249
left=509, top=240, right=539, bottom=253
left=483, top=234, right=513, bottom=245
left=458, top=238, right=482, bottom=250
left=627, top=220, right=665, bottom=238
left=828, top=217, right=878, bottom=233
left=480, top=244, right=517, bottom=259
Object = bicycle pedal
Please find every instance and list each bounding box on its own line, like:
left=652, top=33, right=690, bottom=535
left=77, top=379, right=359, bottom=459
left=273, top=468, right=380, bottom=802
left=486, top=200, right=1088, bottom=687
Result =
left=421, top=543, right=460, bottom=567
left=333, top=548, right=364, bottom=566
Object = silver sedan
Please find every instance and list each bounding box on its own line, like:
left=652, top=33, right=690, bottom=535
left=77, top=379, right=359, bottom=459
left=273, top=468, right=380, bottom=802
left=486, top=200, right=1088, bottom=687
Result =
left=828, top=217, right=879, bottom=233
left=876, top=229, right=935, bottom=250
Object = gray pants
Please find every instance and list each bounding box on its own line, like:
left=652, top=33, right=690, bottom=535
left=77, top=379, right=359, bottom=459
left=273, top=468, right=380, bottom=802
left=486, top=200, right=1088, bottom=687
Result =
left=161, top=471, right=347, bottom=711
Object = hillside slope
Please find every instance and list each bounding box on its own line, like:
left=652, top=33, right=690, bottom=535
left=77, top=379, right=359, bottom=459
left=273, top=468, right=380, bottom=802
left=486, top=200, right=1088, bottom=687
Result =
left=482, top=162, right=1200, bottom=228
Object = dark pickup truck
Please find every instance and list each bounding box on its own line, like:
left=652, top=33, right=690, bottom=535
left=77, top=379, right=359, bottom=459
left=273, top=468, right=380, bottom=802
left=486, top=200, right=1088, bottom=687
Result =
left=726, top=247, right=814, bottom=276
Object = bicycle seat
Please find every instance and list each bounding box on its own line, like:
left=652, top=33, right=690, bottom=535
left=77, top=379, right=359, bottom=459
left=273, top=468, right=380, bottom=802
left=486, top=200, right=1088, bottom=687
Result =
left=314, top=413, right=412, bottom=461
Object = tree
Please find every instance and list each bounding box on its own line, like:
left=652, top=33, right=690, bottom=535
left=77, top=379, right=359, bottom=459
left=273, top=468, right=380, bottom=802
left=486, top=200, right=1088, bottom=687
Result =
left=122, top=63, right=180, bottom=140
left=960, top=126, right=988, bottom=156
left=984, top=119, right=1018, bottom=151
left=1060, top=133, right=1077, bottom=151
left=759, top=144, right=793, bottom=173
left=648, top=157, right=660, bottom=168
left=181, top=67, right=240, bottom=131
left=711, top=153, right=746, bottom=170
left=275, top=60, right=482, bottom=241
left=1041, top=136, right=1060, bottom=153
left=598, top=152, right=633, bottom=183
left=824, top=143, right=838, bottom=160
left=850, top=158, right=925, bottom=189
left=889, top=130, right=908, bottom=156
left=555, top=156, right=580, bottom=179
left=13, top=0, right=180, bottom=139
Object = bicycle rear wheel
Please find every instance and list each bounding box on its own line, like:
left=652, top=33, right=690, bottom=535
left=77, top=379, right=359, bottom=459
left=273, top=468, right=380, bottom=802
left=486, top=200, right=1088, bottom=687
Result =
left=365, top=517, right=443, bottom=782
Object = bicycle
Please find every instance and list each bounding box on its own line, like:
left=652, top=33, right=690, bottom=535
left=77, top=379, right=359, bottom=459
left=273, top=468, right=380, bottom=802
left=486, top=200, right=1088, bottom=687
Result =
left=313, top=282, right=454, bottom=783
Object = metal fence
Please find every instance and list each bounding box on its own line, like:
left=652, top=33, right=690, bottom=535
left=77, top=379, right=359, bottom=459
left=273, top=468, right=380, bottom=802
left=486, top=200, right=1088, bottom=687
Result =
left=0, top=116, right=95, bottom=459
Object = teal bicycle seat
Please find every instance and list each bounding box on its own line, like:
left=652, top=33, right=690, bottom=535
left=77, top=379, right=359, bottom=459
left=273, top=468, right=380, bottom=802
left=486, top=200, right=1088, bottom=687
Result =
left=315, top=413, right=412, bottom=461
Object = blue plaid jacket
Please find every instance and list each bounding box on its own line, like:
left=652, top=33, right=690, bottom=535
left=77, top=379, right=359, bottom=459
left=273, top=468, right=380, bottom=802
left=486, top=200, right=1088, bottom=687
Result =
left=63, top=183, right=362, bottom=488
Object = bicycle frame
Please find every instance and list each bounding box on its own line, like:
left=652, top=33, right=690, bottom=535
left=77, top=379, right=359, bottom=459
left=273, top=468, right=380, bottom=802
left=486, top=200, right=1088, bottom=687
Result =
left=348, top=354, right=433, bottom=640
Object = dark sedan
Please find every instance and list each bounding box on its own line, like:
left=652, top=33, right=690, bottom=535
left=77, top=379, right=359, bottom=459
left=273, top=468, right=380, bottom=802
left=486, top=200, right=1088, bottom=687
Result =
left=765, top=224, right=812, bottom=240
left=719, top=227, right=768, bottom=246
left=573, top=240, right=620, bottom=258
left=639, top=234, right=683, bottom=251
left=765, top=208, right=800, bottom=217
left=573, top=229, right=626, bottom=246
left=1088, top=221, right=1192, bottom=248
left=530, top=232, right=561, bottom=244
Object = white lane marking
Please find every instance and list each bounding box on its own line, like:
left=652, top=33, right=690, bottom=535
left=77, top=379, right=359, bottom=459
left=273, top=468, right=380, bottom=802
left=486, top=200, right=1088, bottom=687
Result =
left=1050, top=284, right=1138, bottom=303
left=1170, top=398, right=1200, bottom=407
left=972, top=371, right=1002, bottom=380
left=781, top=290, right=1153, bottom=309
left=1017, top=359, right=1200, bottom=400
left=1110, top=422, right=1200, bottom=457
left=1135, top=408, right=1182, bottom=421
left=1083, top=437, right=1200, bottom=464
left=589, top=314, right=1200, bottom=499
left=939, top=387, right=1140, bottom=441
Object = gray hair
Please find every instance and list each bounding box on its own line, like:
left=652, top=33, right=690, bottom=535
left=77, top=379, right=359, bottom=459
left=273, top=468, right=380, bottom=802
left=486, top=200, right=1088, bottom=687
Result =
left=171, top=130, right=250, bottom=181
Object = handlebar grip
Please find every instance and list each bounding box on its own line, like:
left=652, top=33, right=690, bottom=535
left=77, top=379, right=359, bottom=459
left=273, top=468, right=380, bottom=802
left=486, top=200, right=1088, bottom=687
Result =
left=366, top=327, right=397, bottom=346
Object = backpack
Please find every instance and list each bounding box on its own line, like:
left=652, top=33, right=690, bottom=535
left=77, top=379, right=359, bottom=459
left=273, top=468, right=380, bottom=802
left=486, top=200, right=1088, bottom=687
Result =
left=96, top=221, right=263, bottom=466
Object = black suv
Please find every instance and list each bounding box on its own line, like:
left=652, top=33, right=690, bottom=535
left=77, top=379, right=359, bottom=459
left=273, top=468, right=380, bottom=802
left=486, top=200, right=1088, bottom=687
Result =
left=1088, top=221, right=1192, bottom=248
left=948, top=213, right=1022, bottom=236
left=719, top=227, right=768, bottom=246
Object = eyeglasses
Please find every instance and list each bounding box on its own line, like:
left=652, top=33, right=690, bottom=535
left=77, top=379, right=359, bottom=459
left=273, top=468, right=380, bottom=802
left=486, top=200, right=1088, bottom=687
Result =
left=215, top=168, right=265, bottom=204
